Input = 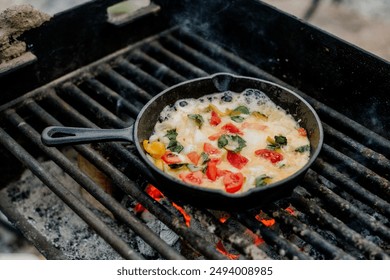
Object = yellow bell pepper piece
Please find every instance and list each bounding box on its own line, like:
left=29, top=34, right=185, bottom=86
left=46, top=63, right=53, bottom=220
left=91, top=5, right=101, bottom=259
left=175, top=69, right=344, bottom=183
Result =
left=208, top=104, right=231, bottom=116
left=143, top=140, right=166, bottom=159
left=153, top=159, right=164, bottom=171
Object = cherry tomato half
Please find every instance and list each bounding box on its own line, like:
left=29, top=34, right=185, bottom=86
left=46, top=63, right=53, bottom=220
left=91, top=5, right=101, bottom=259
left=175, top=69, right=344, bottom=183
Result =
left=161, top=151, right=182, bottom=164
left=179, top=171, right=203, bottom=185
left=223, top=172, right=244, bottom=193
left=255, top=149, right=284, bottom=163
left=227, top=151, right=248, bottom=169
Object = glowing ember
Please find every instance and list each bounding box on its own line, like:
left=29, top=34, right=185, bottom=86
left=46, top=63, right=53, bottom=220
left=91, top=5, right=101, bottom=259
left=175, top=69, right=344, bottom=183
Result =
left=255, top=211, right=275, bottom=227
left=216, top=240, right=239, bottom=260
left=172, top=202, right=191, bottom=227
left=134, top=184, right=164, bottom=214
left=244, top=229, right=264, bottom=246
left=145, top=184, right=164, bottom=200
left=285, top=206, right=295, bottom=215
left=219, top=213, right=230, bottom=224
left=134, top=184, right=191, bottom=227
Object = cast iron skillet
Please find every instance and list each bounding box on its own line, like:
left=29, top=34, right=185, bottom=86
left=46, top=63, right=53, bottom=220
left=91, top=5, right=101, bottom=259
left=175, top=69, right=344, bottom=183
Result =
left=41, top=73, right=323, bottom=210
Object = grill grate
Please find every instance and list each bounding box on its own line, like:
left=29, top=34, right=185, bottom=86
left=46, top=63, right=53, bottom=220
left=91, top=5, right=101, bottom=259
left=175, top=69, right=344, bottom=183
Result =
left=0, top=27, right=389, bottom=260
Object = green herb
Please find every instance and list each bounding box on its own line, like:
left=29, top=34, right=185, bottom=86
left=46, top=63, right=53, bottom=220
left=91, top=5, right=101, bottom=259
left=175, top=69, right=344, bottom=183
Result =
left=217, top=134, right=229, bottom=149
left=295, top=145, right=310, bottom=153
left=200, top=152, right=210, bottom=165
left=165, top=129, right=184, bottom=153
left=165, top=129, right=178, bottom=140
left=230, top=115, right=245, bottom=123
left=217, top=134, right=247, bottom=153
left=255, top=174, right=272, bottom=187
left=188, top=114, right=204, bottom=128
left=232, top=106, right=250, bottom=115
left=167, top=140, right=184, bottom=153
left=168, top=163, right=187, bottom=169
left=274, top=135, right=287, bottom=146
left=229, top=105, right=249, bottom=123
left=267, top=135, right=287, bottom=150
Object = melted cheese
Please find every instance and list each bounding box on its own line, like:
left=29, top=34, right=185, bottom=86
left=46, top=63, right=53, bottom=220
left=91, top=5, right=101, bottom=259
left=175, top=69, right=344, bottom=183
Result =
left=146, top=89, right=310, bottom=194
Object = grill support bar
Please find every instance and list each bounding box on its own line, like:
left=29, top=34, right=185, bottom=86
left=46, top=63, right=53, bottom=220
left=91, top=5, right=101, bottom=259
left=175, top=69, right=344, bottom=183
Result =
left=0, top=126, right=144, bottom=260
left=6, top=107, right=186, bottom=260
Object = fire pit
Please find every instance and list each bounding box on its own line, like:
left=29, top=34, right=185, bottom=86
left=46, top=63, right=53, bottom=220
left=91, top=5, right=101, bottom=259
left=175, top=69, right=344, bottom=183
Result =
left=0, top=0, right=389, bottom=260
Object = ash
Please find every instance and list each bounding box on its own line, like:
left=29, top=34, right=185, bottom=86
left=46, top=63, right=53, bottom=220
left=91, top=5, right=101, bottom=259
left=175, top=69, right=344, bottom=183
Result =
left=2, top=160, right=138, bottom=260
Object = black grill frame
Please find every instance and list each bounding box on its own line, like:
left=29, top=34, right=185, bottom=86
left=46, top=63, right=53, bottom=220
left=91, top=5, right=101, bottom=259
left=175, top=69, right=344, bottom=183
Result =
left=0, top=0, right=390, bottom=260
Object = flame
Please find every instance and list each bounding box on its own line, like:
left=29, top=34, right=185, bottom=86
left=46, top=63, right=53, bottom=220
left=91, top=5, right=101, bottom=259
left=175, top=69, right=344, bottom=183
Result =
left=255, top=211, right=275, bottom=227
left=172, top=202, right=191, bottom=227
left=216, top=240, right=239, bottom=260
left=244, top=229, right=264, bottom=246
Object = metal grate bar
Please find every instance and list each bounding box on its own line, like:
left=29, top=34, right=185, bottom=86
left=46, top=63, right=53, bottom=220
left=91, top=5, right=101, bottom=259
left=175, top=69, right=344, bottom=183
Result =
left=98, top=65, right=153, bottom=102
left=304, top=171, right=390, bottom=242
left=271, top=208, right=355, bottom=260
left=147, top=41, right=208, bottom=78
left=322, top=122, right=390, bottom=173
left=61, top=83, right=128, bottom=128
left=0, top=125, right=144, bottom=260
left=313, top=158, right=390, bottom=218
left=116, top=58, right=168, bottom=92
left=161, top=34, right=233, bottom=74
left=322, top=144, right=390, bottom=200
left=188, top=207, right=270, bottom=259
left=132, top=50, right=187, bottom=83
left=171, top=30, right=277, bottom=82
left=11, top=103, right=186, bottom=260
left=293, top=186, right=389, bottom=259
left=83, top=77, right=140, bottom=118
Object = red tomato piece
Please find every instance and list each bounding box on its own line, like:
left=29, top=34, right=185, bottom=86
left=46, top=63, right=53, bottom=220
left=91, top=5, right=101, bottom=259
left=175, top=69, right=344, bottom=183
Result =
left=226, top=151, right=249, bottom=169
left=223, top=172, right=244, bottom=193
left=206, top=160, right=218, bottom=181
left=179, top=171, right=203, bottom=185
left=161, top=151, right=182, bottom=164
left=255, top=149, right=284, bottom=163
left=298, top=127, right=307, bottom=137
left=186, top=151, right=200, bottom=165
left=222, top=123, right=243, bottom=135
left=203, top=142, right=220, bottom=154
left=208, top=132, right=223, bottom=141
left=210, top=110, right=221, bottom=126
left=216, top=169, right=231, bottom=178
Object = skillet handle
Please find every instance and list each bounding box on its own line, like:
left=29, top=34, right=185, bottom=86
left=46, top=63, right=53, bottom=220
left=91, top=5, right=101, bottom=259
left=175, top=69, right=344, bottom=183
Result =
left=41, top=126, right=134, bottom=146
